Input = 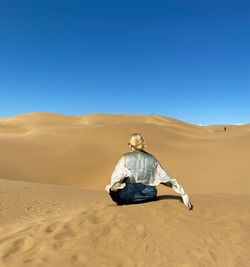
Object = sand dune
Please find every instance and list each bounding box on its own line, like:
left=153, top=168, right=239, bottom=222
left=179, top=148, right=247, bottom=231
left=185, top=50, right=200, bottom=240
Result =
left=0, top=112, right=250, bottom=266
left=0, top=112, right=250, bottom=193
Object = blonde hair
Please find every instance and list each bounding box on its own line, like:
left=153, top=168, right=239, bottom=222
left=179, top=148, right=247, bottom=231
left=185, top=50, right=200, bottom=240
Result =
left=129, top=133, right=146, bottom=150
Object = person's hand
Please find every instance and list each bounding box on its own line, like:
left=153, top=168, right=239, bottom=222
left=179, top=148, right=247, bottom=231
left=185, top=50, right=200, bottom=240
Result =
left=187, top=202, right=193, bottom=211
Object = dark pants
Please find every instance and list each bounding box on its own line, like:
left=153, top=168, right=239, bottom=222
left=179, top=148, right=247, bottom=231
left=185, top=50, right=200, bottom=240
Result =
left=109, top=179, right=157, bottom=205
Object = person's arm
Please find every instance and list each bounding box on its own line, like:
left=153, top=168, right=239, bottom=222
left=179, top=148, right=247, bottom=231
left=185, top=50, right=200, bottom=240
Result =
left=105, top=157, right=132, bottom=192
left=156, top=161, right=193, bottom=210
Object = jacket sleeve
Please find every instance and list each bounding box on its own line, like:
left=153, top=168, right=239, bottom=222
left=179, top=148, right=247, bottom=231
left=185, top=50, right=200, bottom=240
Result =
left=105, top=156, right=132, bottom=192
left=156, top=162, right=192, bottom=210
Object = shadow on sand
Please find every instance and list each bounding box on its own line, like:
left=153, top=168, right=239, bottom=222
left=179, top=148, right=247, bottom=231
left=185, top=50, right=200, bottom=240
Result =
left=156, top=195, right=183, bottom=202
left=156, top=195, right=194, bottom=210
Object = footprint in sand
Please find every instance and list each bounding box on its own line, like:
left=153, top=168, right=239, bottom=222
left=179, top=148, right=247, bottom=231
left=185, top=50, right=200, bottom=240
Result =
left=71, top=253, right=88, bottom=264
left=53, top=221, right=77, bottom=241
left=45, top=221, right=62, bottom=234
left=3, top=236, right=34, bottom=260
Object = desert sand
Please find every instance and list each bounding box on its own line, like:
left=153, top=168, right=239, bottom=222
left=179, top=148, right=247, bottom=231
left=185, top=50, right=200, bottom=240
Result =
left=0, top=112, right=250, bottom=266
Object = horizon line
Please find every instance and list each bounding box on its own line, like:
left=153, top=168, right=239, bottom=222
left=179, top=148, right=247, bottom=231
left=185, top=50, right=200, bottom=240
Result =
left=0, top=111, right=249, bottom=127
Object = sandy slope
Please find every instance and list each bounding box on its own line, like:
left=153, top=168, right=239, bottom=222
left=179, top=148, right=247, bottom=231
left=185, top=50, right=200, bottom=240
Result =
left=0, top=112, right=250, bottom=193
left=0, top=112, right=250, bottom=266
left=0, top=179, right=250, bottom=267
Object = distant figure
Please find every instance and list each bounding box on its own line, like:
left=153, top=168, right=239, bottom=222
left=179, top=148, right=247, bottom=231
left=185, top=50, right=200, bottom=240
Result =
left=105, top=133, right=193, bottom=210
left=224, top=126, right=227, bottom=132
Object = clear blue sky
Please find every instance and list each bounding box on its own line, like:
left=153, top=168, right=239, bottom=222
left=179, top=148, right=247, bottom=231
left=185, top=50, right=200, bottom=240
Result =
left=0, top=0, right=250, bottom=124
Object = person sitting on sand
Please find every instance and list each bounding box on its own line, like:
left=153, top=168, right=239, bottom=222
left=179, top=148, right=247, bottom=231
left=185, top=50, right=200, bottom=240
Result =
left=105, top=133, right=193, bottom=210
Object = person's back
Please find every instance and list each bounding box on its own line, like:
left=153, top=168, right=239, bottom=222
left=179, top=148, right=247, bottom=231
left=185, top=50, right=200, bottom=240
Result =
left=123, top=150, right=157, bottom=184
left=105, top=133, right=193, bottom=210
